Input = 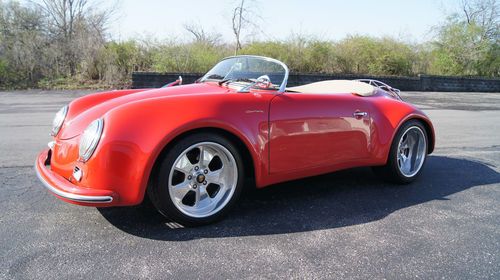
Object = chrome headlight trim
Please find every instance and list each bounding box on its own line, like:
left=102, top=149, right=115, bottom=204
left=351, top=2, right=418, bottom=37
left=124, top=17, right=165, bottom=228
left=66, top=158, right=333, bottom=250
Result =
left=79, top=118, right=104, bottom=162
left=50, top=105, right=68, bottom=136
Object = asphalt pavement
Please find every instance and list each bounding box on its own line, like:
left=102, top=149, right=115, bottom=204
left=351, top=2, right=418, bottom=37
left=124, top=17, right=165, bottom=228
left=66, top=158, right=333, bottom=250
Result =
left=0, top=89, right=499, bottom=279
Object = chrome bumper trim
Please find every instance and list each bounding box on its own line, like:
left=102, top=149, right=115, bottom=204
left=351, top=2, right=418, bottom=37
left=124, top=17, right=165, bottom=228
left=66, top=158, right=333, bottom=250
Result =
left=35, top=162, right=113, bottom=203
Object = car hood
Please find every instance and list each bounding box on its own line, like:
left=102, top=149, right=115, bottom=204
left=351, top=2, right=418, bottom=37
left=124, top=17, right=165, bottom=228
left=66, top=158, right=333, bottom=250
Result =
left=59, top=83, right=229, bottom=139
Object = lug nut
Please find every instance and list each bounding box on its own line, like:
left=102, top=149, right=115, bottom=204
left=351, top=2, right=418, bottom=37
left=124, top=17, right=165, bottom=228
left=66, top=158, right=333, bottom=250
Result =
left=187, top=175, right=192, bottom=180
left=204, top=169, right=208, bottom=174
left=193, top=184, right=197, bottom=189
left=203, top=181, right=207, bottom=185
left=194, top=166, right=199, bottom=171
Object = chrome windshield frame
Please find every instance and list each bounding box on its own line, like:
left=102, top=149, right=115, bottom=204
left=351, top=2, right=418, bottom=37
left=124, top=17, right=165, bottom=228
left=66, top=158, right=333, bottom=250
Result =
left=207, top=55, right=290, bottom=93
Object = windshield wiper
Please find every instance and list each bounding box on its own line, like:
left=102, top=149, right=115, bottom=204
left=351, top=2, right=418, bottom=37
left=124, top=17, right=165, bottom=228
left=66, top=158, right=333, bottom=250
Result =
left=204, top=74, right=224, bottom=80
left=218, top=78, right=254, bottom=86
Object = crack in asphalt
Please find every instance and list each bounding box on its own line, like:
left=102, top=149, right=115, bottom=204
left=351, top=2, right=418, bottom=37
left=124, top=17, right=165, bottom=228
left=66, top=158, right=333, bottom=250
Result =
left=0, top=125, right=48, bottom=128
left=0, top=165, right=34, bottom=169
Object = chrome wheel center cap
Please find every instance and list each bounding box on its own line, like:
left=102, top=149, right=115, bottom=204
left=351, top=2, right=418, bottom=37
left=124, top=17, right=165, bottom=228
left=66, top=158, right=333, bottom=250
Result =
left=196, top=174, right=205, bottom=184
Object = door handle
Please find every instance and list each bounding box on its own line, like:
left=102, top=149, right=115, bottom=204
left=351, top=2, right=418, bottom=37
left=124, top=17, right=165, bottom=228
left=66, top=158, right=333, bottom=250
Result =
left=353, top=111, right=368, bottom=118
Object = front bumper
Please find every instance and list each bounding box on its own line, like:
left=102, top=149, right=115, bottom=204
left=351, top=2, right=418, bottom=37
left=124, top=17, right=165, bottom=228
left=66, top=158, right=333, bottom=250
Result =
left=35, top=149, right=115, bottom=205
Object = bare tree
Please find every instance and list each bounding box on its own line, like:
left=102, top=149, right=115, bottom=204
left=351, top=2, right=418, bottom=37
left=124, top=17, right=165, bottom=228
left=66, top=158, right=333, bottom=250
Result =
left=183, top=22, right=222, bottom=46
left=32, top=0, right=115, bottom=76
left=460, top=0, right=499, bottom=40
left=231, top=0, right=260, bottom=54
left=0, top=1, right=46, bottom=85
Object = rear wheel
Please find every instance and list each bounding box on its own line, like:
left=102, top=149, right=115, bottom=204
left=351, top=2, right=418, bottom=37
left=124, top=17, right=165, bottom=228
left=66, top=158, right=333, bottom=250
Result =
left=148, top=133, right=244, bottom=226
left=373, top=120, right=428, bottom=184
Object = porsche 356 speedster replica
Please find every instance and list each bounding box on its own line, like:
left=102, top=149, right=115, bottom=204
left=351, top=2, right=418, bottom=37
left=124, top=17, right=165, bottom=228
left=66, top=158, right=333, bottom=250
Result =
left=36, top=55, right=435, bottom=226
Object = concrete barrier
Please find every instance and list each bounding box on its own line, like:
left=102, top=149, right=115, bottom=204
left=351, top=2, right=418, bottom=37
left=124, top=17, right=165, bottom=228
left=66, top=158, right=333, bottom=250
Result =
left=132, top=72, right=500, bottom=92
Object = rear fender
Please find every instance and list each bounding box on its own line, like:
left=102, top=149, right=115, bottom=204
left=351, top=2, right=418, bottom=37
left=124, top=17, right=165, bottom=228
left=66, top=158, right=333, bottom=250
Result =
left=370, top=98, right=435, bottom=164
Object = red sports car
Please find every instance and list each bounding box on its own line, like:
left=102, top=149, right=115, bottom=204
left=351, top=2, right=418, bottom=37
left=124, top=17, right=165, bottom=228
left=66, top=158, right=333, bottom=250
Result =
left=35, top=55, right=435, bottom=226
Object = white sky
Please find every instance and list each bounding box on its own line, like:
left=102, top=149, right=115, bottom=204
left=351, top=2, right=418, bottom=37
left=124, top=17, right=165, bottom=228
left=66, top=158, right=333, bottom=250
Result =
left=108, top=0, right=459, bottom=43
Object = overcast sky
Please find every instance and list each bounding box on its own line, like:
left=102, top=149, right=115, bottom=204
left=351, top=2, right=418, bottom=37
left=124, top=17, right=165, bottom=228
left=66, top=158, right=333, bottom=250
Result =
left=108, top=0, right=459, bottom=43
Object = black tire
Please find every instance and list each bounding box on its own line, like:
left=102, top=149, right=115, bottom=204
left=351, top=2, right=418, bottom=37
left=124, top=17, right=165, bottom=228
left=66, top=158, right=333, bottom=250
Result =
left=148, top=132, right=245, bottom=227
left=372, top=120, right=428, bottom=184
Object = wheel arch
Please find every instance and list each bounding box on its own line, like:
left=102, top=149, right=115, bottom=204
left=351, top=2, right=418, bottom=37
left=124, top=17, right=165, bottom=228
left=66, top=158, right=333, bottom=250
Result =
left=396, top=115, right=435, bottom=154
left=146, top=127, right=256, bottom=197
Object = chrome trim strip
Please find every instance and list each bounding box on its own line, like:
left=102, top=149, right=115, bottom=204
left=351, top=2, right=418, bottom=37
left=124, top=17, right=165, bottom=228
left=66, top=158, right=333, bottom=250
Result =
left=219, top=55, right=290, bottom=93
left=35, top=162, right=113, bottom=203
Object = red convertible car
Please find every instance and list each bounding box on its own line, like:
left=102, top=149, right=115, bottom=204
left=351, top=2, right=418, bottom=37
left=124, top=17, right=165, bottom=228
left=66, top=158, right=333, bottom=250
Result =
left=36, top=55, right=435, bottom=226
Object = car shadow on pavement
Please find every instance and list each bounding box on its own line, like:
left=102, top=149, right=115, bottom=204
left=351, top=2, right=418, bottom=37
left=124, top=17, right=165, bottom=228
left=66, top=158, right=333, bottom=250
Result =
left=98, top=155, right=500, bottom=241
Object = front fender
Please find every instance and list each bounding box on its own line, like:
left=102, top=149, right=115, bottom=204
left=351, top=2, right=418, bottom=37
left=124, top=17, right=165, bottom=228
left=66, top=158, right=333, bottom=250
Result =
left=90, top=93, right=271, bottom=205
left=68, top=89, right=147, bottom=118
left=60, top=89, right=148, bottom=139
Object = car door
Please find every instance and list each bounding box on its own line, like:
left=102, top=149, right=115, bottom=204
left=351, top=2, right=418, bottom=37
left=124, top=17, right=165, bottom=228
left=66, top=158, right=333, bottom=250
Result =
left=269, top=92, right=372, bottom=174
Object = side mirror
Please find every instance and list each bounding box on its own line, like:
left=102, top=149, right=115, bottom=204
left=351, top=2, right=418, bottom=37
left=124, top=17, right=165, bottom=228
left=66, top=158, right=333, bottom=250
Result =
left=162, top=76, right=183, bottom=88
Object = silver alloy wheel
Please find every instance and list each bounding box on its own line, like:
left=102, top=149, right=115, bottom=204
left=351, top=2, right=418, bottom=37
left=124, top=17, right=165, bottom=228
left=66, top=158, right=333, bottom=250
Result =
left=168, top=142, right=238, bottom=218
left=397, top=126, right=427, bottom=178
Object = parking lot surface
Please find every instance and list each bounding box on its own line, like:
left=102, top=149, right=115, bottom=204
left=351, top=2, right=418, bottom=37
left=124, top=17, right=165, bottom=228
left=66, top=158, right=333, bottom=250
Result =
left=0, top=90, right=499, bottom=279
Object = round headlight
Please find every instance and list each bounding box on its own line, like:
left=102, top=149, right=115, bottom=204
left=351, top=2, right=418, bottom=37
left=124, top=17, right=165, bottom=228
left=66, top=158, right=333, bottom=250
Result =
left=51, top=105, right=68, bottom=136
left=79, top=119, right=104, bottom=162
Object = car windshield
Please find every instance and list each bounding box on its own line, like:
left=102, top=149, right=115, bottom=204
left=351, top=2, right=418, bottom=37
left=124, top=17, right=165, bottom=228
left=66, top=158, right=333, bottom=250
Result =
left=200, top=56, right=289, bottom=92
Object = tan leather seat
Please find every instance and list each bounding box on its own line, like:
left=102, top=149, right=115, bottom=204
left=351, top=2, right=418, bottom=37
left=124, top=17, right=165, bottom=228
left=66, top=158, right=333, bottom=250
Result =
left=286, top=80, right=376, bottom=96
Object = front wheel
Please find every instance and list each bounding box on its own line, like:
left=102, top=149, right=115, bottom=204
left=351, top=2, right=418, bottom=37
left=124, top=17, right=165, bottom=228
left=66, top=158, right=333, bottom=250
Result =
left=148, top=133, right=244, bottom=227
left=373, top=120, right=428, bottom=184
